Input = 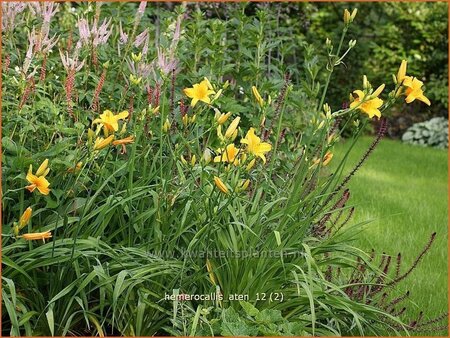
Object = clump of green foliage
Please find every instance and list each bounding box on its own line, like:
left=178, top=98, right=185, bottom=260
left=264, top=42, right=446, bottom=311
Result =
left=402, top=117, right=448, bottom=149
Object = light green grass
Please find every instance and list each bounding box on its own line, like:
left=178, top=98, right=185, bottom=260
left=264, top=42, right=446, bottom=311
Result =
left=333, top=136, right=448, bottom=327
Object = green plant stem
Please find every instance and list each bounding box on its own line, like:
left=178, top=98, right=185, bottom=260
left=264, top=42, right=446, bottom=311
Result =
left=317, top=27, right=348, bottom=112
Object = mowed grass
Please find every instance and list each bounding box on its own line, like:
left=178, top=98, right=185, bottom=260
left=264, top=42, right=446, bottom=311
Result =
left=332, top=136, right=448, bottom=327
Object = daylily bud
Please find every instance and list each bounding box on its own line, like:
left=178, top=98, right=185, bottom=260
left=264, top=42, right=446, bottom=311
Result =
left=131, top=52, right=142, bottom=63
left=215, top=109, right=232, bottom=125
left=213, top=176, right=229, bottom=194
left=120, top=122, right=127, bottom=135
left=317, top=120, right=325, bottom=130
left=362, top=75, right=369, bottom=89
left=323, top=103, right=331, bottom=115
left=35, top=159, right=49, bottom=177
left=19, top=207, right=32, bottom=229
left=246, top=159, right=256, bottom=171
left=351, top=8, right=358, bottom=21
left=252, top=86, right=264, bottom=107
left=392, top=74, right=398, bottom=85
left=190, top=114, right=197, bottom=123
left=93, top=135, right=114, bottom=150
left=13, top=224, right=19, bottom=237
left=182, top=114, right=189, bottom=126
left=343, top=9, right=351, bottom=24
left=238, top=179, right=250, bottom=192
left=217, top=125, right=224, bottom=141
left=353, top=119, right=360, bottom=127
left=371, top=84, right=385, bottom=99
left=348, top=39, right=357, bottom=48
left=225, top=117, right=240, bottom=139
left=325, top=38, right=332, bottom=47
left=204, top=77, right=214, bottom=91
left=191, top=155, right=196, bottom=166
left=163, top=119, right=171, bottom=132
left=260, top=116, right=266, bottom=128
left=180, top=155, right=187, bottom=165
left=212, top=89, right=223, bottom=102
left=223, top=80, right=230, bottom=89
left=397, top=60, right=407, bottom=83
left=231, top=129, right=238, bottom=141
left=152, top=106, right=160, bottom=114
left=202, top=148, right=212, bottom=164
left=130, top=74, right=142, bottom=85
left=88, top=128, right=95, bottom=145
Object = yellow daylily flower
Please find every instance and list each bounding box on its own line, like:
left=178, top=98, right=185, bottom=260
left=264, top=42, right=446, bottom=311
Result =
left=225, top=117, right=240, bottom=139
left=18, top=207, right=32, bottom=229
left=93, top=135, right=115, bottom=151
left=240, top=128, right=272, bottom=163
left=112, top=136, right=134, bottom=145
left=312, top=151, right=334, bottom=168
left=20, top=230, right=52, bottom=241
left=397, top=60, right=407, bottom=83
left=92, top=110, right=129, bottom=134
left=349, top=84, right=385, bottom=118
left=183, top=79, right=215, bottom=107
left=213, top=176, right=229, bottom=194
left=26, top=163, right=51, bottom=195
left=214, top=144, right=240, bottom=164
left=402, top=76, right=431, bottom=106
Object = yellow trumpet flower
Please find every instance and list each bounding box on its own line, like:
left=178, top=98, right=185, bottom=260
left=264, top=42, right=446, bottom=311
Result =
left=240, top=128, right=272, bottom=163
left=183, top=79, right=215, bottom=107
left=214, top=144, right=240, bottom=164
left=92, top=110, right=129, bottom=134
left=403, top=77, right=431, bottom=106
left=25, top=161, right=51, bottom=195
left=349, top=82, right=385, bottom=118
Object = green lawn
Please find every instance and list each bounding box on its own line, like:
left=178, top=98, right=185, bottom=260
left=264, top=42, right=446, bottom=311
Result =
left=332, top=136, right=448, bottom=329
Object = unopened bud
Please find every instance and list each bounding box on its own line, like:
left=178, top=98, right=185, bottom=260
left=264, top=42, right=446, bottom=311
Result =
left=343, top=9, right=351, bottom=24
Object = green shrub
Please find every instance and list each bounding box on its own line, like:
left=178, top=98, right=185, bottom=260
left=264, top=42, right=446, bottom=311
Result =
left=402, top=117, right=448, bottom=149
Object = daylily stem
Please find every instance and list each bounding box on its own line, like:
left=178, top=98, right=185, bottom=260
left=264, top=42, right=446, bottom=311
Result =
left=317, top=27, right=348, bottom=112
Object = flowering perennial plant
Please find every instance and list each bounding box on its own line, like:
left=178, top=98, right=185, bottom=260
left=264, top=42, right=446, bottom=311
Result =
left=1, top=2, right=445, bottom=337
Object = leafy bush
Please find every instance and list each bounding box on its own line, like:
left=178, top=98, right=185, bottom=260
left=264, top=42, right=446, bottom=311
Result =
left=402, top=117, right=448, bottom=149
left=1, top=2, right=446, bottom=336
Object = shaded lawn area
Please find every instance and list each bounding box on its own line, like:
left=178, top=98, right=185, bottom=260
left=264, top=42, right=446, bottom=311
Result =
left=332, top=136, right=448, bottom=328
